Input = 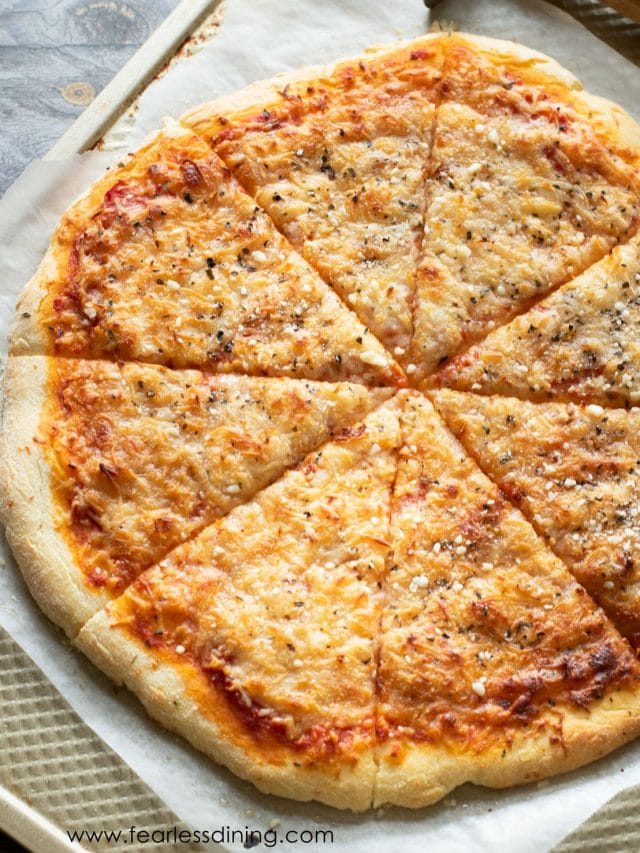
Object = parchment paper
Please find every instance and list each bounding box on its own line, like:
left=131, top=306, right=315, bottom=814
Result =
left=2, top=1, right=640, bottom=850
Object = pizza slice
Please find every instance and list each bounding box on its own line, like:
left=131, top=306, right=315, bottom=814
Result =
left=431, top=235, right=640, bottom=406
left=76, top=401, right=401, bottom=810
left=11, top=124, right=402, bottom=386
left=376, top=391, right=640, bottom=808
left=433, top=389, right=640, bottom=648
left=0, top=355, right=389, bottom=636
left=183, top=36, right=446, bottom=359
left=410, top=35, right=640, bottom=379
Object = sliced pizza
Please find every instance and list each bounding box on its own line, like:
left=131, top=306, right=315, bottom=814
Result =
left=6, top=32, right=640, bottom=814
left=0, top=355, right=389, bottom=636
left=376, top=391, right=640, bottom=808
left=433, top=389, right=640, bottom=648
left=410, top=35, right=640, bottom=379
left=10, top=124, right=402, bottom=386
left=183, top=36, right=446, bottom=360
left=431, top=234, right=640, bottom=406
left=76, top=401, right=401, bottom=810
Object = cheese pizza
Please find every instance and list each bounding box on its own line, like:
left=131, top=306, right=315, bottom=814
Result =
left=4, top=32, right=640, bottom=811
left=78, top=401, right=400, bottom=810
left=1, top=355, right=388, bottom=635
left=10, top=124, right=401, bottom=385
left=184, top=37, right=446, bottom=361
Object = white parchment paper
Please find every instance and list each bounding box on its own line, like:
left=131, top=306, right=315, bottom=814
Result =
left=2, top=1, right=640, bottom=850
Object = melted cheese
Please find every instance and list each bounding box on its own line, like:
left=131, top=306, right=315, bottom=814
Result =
left=411, top=46, right=640, bottom=379
left=35, top=130, right=402, bottom=386
left=433, top=235, right=640, bottom=405
left=434, top=390, right=640, bottom=648
left=105, top=402, right=400, bottom=758
left=378, top=392, right=639, bottom=750
left=9, top=34, right=640, bottom=804
left=197, top=43, right=445, bottom=358
left=45, top=357, right=388, bottom=594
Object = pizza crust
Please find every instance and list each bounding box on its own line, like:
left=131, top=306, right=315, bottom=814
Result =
left=181, top=33, right=448, bottom=135
left=9, top=247, right=56, bottom=356
left=0, top=356, right=111, bottom=637
left=450, top=33, right=580, bottom=87
left=375, top=689, right=640, bottom=808
left=77, top=591, right=377, bottom=812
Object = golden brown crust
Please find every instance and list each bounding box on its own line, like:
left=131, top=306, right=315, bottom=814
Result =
left=0, top=357, right=110, bottom=637
left=78, top=609, right=377, bottom=811
left=375, top=689, right=640, bottom=808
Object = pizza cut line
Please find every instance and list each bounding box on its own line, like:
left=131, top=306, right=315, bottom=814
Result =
left=430, top=233, right=640, bottom=405
left=1, top=355, right=391, bottom=636
left=185, top=35, right=446, bottom=362
left=3, top=32, right=640, bottom=812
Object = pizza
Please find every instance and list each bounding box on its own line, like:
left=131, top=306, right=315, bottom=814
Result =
left=408, top=38, right=640, bottom=381
left=10, top=123, right=401, bottom=386
left=184, top=37, right=446, bottom=361
left=3, top=32, right=640, bottom=812
left=78, top=400, right=401, bottom=810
